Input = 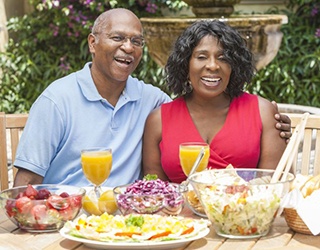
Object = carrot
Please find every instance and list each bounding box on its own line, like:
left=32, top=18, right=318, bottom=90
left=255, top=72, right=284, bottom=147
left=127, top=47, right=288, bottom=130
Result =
left=181, top=226, right=194, bottom=235
left=237, top=226, right=245, bottom=235
left=115, top=232, right=142, bottom=237
left=148, top=231, right=171, bottom=240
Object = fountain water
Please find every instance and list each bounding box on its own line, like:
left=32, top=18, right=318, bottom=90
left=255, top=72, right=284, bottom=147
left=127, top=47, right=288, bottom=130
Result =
left=140, top=0, right=287, bottom=70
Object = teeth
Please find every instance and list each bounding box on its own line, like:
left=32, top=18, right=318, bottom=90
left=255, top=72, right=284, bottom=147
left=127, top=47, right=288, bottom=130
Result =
left=202, top=77, right=220, bottom=82
left=116, top=58, right=132, bottom=65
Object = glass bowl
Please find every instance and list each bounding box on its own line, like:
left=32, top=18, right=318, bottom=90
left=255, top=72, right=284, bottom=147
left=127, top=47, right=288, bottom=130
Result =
left=183, top=185, right=207, bottom=218
left=113, top=180, right=184, bottom=216
left=188, top=168, right=294, bottom=239
left=0, top=184, right=85, bottom=232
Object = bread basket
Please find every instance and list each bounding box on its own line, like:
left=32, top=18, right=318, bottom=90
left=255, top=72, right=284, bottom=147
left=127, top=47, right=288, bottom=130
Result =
left=283, top=173, right=320, bottom=235
left=283, top=208, right=313, bottom=235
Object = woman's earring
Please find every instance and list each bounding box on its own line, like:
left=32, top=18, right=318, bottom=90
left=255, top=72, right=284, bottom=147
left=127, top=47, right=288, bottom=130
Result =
left=185, top=79, right=193, bottom=93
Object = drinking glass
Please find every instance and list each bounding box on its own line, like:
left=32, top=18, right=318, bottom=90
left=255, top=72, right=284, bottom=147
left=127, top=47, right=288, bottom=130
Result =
left=179, top=142, right=210, bottom=176
left=81, top=147, right=112, bottom=197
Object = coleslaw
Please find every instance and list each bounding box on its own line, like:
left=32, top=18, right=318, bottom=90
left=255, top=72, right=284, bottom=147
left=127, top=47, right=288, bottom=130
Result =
left=198, top=172, right=282, bottom=238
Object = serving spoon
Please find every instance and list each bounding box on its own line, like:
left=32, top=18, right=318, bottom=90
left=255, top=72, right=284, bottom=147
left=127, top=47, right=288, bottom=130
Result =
left=179, top=147, right=205, bottom=192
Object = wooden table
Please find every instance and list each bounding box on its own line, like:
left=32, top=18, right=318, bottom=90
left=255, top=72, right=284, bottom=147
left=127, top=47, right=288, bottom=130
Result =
left=0, top=207, right=319, bottom=250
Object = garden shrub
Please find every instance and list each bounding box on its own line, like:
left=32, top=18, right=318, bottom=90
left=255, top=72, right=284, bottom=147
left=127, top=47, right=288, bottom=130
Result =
left=247, top=0, right=320, bottom=107
left=0, top=0, right=185, bottom=113
left=0, top=0, right=319, bottom=113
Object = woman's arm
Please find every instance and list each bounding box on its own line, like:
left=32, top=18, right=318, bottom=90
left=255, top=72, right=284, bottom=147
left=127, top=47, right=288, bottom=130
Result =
left=258, top=97, right=287, bottom=169
left=142, top=107, right=169, bottom=181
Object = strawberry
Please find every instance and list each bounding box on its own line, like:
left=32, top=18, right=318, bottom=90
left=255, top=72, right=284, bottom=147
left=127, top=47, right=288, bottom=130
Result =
left=5, top=199, right=17, bottom=217
left=59, top=192, right=69, bottom=198
left=69, top=195, right=82, bottom=209
left=47, top=195, right=70, bottom=210
left=31, top=204, right=47, bottom=221
left=24, top=184, right=38, bottom=199
left=59, top=206, right=74, bottom=220
left=36, top=188, right=51, bottom=200
left=15, top=196, right=32, bottom=213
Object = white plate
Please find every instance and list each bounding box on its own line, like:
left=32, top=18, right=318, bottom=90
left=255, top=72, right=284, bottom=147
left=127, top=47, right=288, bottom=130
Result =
left=60, top=227, right=210, bottom=250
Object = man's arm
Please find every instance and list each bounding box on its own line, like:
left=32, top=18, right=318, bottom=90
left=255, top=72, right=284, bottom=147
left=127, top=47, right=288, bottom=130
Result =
left=272, top=101, right=292, bottom=143
left=13, top=168, right=44, bottom=187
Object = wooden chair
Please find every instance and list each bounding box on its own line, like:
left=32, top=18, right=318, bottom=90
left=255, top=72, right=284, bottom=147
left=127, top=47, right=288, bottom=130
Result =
left=0, top=112, right=28, bottom=191
left=286, top=113, right=320, bottom=176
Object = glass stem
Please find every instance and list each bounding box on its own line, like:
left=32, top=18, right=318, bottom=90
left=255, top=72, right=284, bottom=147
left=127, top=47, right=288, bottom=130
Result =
left=94, top=185, right=103, bottom=198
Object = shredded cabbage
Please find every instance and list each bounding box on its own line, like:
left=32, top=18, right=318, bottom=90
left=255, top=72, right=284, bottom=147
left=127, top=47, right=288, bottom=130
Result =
left=200, top=183, right=281, bottom=237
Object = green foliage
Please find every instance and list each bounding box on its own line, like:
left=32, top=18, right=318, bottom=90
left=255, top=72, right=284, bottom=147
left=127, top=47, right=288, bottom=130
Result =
left=0, top=0, right=185, bottom=113
left=247, top=0, right=320, bottom=107
left=1, top=0, right=319, bottom=112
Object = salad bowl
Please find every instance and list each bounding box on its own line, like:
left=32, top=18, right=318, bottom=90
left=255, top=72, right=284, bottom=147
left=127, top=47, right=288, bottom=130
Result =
left=0, top=184, right=85, bottom=232
left=113, top=178, right=184, bottom=216
left=189, top=168, right=294, bottom=239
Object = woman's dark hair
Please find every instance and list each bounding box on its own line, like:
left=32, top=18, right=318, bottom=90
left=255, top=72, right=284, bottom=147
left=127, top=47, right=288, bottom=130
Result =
left=165, top=20, right=255, bottom=98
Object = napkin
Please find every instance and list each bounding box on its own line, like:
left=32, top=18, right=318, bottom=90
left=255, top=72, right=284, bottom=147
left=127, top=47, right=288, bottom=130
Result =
left=296, top=190, right=320, bottom=235
left=280, top=188, right=320, bottom=235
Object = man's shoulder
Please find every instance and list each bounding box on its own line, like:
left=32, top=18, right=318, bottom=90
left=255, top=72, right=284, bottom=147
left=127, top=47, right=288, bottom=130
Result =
left=127, top=76, right=171, bottom=99
left=45, top=63, right=89, bottom=91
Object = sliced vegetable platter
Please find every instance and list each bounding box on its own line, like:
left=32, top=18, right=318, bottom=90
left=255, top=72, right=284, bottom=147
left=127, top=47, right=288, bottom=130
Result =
left=60, top=213, right=210, bottom=249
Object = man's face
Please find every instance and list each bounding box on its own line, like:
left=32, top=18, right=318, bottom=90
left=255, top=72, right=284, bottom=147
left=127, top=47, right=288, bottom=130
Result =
left=88, top=13, right=144, bottom=85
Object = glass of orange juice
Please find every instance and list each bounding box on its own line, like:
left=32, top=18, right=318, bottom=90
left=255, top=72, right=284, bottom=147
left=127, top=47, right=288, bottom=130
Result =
left=179, top=142, right=210, bottom=176
left=81, top=147, right=112, bottom=197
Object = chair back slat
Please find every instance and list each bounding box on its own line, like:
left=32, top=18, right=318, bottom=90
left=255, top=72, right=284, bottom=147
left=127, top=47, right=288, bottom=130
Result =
left=313, top=132, right=320, bottom=176
left=286, top=113, right=320, bottom=176
left=0, top=112, right=9, bottom=191
left=0, top=113, right=28, bottom=191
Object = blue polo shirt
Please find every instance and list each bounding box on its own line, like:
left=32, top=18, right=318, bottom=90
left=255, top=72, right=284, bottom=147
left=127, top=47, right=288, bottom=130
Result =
left=14, top=62, right=171, bottom=187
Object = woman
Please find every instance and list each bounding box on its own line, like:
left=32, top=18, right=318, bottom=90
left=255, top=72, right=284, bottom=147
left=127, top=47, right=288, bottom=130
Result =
left=142, top=20, right=287, bottom=183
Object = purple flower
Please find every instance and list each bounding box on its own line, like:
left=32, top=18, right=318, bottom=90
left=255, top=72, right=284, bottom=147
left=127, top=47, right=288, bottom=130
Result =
left=315, top=28, right=320, bottom=38
left=50, top=24, right=59, bottom=36
left=83, top=0, right=94, bottom=5
left=60, top=57, right=70, bottom=72
left=146, top=3, right=158, bottom=13
left=59, top=63, right=70, bottom=71
left=311, top=6, right=319, bottom=17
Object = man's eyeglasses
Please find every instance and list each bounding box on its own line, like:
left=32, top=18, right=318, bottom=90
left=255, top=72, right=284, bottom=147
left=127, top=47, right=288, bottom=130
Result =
left=104, top=33, right=145, bottom=48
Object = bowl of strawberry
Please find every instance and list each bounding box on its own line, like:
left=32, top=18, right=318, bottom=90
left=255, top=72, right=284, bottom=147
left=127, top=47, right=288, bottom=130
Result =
left=0, top=184, right=86, bottom=232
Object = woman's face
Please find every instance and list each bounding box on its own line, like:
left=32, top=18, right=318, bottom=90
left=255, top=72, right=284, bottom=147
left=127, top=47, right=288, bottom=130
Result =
left=188, top=35, right=231, bottom=98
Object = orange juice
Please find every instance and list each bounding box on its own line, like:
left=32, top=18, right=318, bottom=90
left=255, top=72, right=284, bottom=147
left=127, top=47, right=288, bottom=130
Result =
left=179, top=143, right=209, bottom=176
left=81, top=149, right=112, bottom=186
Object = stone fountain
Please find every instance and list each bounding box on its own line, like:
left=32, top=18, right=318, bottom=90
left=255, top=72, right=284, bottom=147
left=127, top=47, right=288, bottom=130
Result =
left=140, top=0, right=288, bottom=70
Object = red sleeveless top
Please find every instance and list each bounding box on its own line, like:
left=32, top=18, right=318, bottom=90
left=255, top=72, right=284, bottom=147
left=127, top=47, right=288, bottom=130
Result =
left=160, top=92, right=262, bottom=183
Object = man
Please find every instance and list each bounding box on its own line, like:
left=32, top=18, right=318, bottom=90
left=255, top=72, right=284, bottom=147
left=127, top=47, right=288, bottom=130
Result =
left=13, top=8, right=291, bottom=187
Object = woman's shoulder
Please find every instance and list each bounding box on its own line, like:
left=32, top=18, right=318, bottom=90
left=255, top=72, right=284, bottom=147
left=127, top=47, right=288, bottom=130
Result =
left=162, top=96, right=184, bottom=107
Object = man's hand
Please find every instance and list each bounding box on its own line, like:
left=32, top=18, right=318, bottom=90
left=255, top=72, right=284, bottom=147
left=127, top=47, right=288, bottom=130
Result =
left=272, top=101, right=292, bottom=144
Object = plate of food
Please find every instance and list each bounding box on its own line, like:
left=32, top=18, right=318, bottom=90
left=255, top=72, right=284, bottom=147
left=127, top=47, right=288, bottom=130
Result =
left=60, top=213, right=210, bottom=249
